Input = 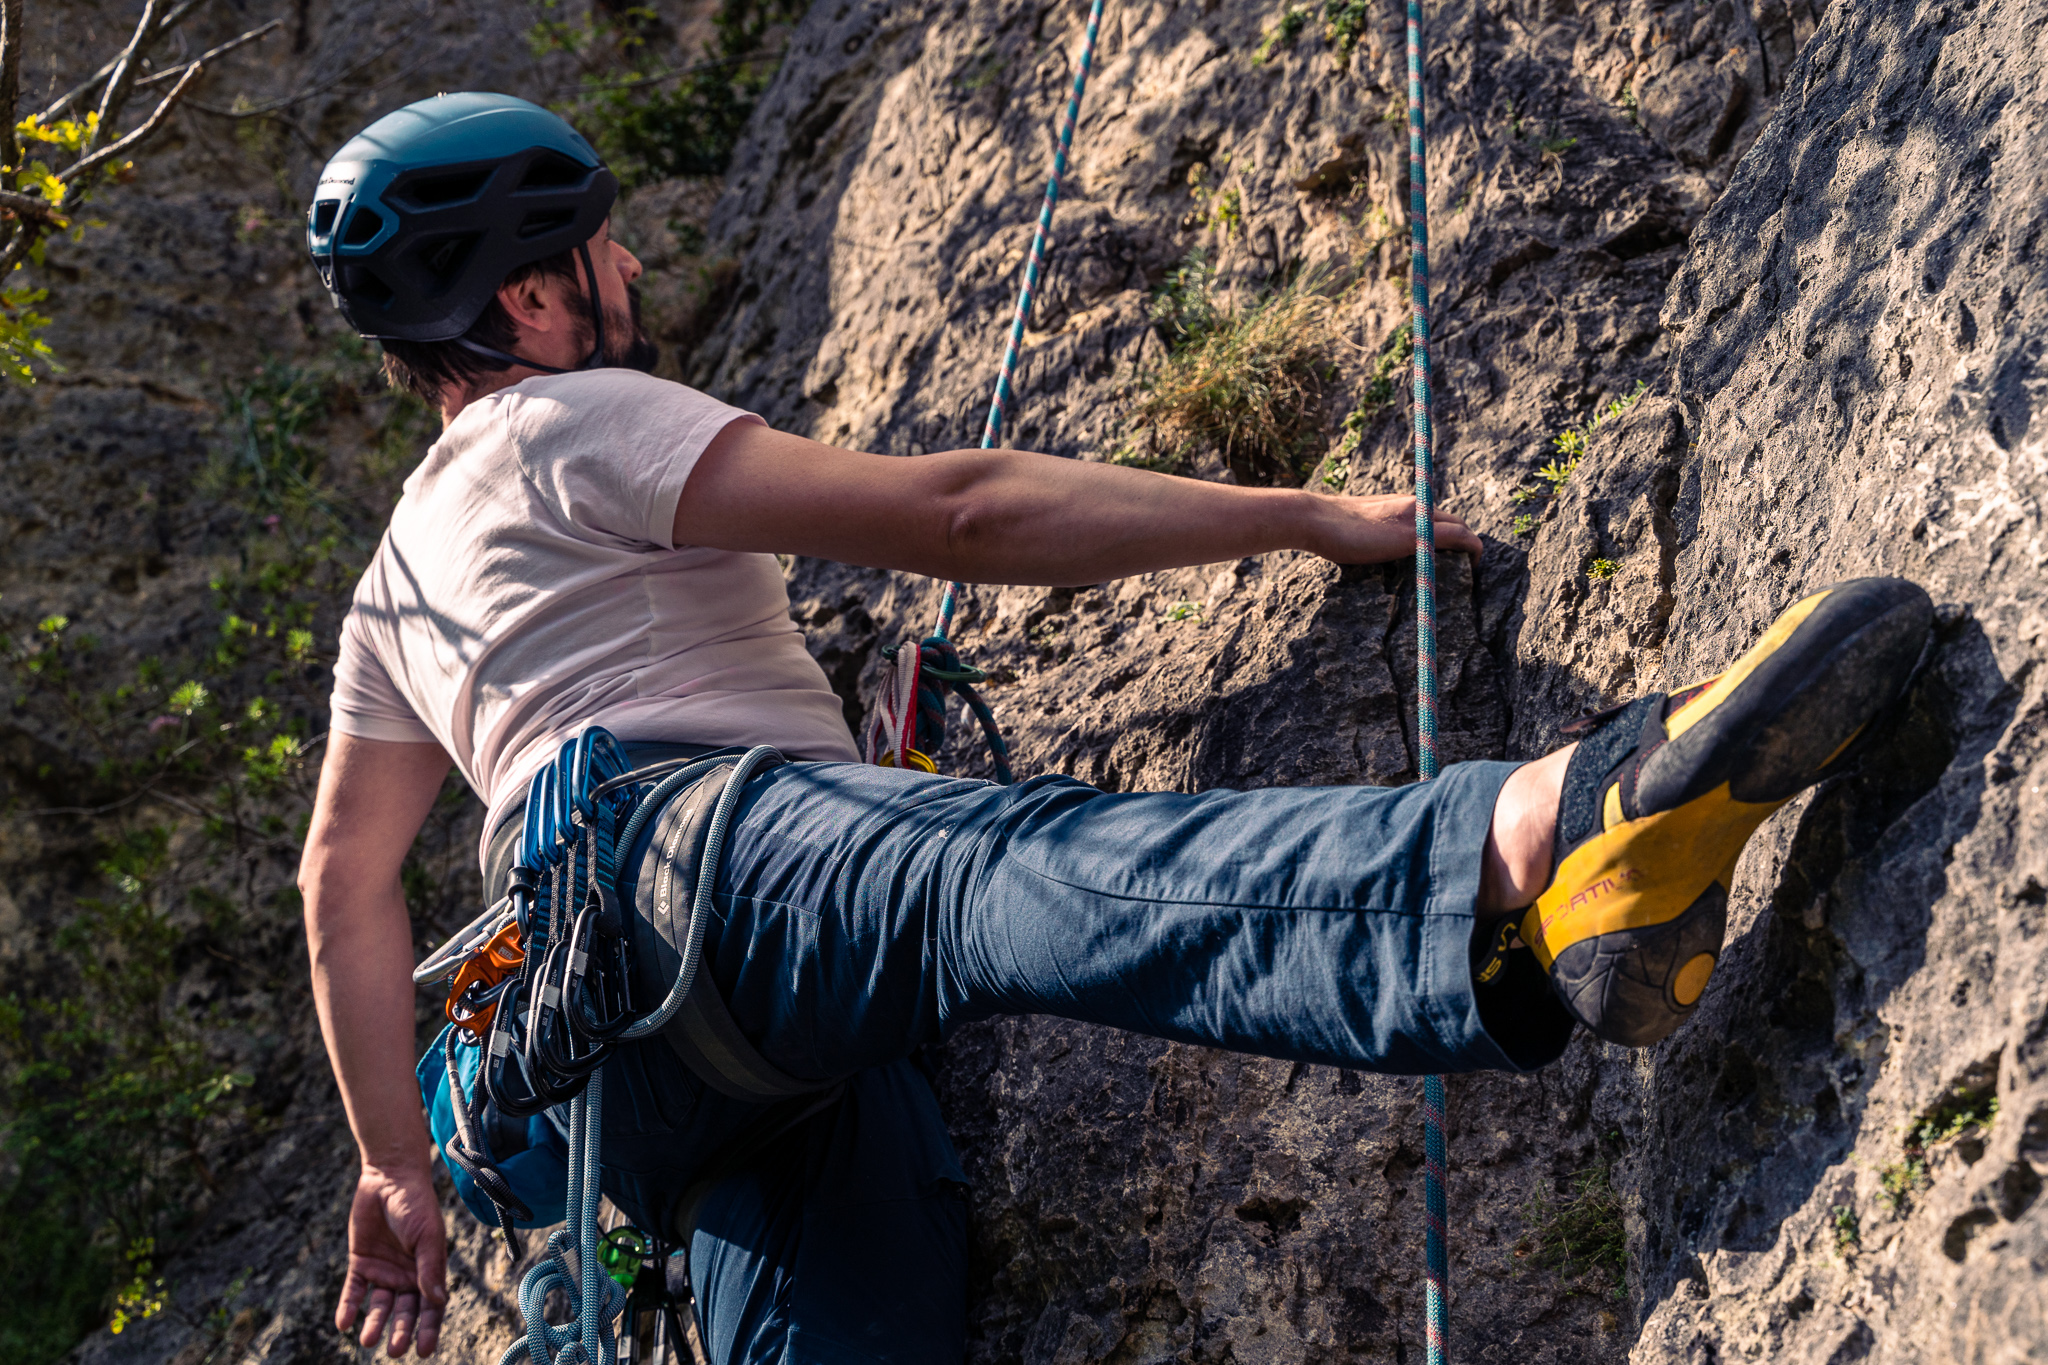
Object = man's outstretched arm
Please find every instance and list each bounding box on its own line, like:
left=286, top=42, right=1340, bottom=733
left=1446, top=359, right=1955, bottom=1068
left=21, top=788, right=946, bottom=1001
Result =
left=677, top=422, right=1480, bottom=583
left=299, top=732, right=455, bottom=1359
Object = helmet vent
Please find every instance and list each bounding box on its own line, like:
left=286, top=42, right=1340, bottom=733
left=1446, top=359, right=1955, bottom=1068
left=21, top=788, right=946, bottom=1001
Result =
left=341, top=206, right=386, bottom=247
left=339, top=264, right=393, bottom=308
left=517, top=208, right=577, bottom=240
left=416, top=234, right=479, bottom=285
left=516, top=151, right=592, bottom=192
left=398, top=169, right=493, bottom=208
left=310, top=201, right=340, bottom=237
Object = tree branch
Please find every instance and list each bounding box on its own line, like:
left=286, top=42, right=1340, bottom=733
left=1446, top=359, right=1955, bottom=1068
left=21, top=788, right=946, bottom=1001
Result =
left=89, top=0, right=171, bottom=153
left=64, top=61, right=205, bottom=184
left=0, top=0, right=23, bottom=175
left=134, top=18, right=283, bottom=91
left=35, top=0, right=215, bottom=123
left=0, top=188, right=64, bottom=221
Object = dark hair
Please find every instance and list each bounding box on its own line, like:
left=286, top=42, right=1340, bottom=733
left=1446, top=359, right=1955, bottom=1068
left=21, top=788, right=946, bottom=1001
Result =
left=378, top=249, right=582, bottom=402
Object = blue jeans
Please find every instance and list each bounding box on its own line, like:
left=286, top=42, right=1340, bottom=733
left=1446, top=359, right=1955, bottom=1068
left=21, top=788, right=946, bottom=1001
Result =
left=572, top=759, right=1569, bottom=1362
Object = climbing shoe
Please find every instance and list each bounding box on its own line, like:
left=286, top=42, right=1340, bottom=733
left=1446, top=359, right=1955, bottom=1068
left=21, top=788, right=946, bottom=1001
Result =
left=1515, top=577, right=1934, bottom=1047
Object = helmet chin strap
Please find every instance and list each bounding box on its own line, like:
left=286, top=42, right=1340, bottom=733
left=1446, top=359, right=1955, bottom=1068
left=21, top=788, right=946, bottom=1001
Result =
left=454, top=243, right=608, bottom=376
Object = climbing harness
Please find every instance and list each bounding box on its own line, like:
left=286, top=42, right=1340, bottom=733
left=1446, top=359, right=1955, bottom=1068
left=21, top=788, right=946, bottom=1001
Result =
left=863, top=0, right=1105, bottom=781
left=1405, top=0, right=1452, bottom=1360
left=417, top=731, right=799, bottom=1365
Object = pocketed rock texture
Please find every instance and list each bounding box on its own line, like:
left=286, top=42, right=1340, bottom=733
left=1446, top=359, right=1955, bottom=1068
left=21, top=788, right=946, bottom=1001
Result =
left=7, top=0, right=2044, bottom=1362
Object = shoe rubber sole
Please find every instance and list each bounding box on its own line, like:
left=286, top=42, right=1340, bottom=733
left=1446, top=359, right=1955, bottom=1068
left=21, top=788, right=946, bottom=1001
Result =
left=1519, top=576, right=1935, bottom=1046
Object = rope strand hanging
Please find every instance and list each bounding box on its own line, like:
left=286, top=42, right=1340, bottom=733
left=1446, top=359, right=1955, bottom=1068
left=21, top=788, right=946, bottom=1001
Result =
left=863, top=0, right=1106, bottom=784
left=1405, top=0, right=1452, bottom=1358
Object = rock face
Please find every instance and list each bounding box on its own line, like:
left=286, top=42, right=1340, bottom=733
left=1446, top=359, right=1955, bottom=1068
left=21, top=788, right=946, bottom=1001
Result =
left=5, top=0, right=2043, bottom=1362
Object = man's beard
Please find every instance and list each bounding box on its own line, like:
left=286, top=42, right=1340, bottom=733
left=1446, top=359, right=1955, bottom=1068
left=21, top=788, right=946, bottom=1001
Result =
left=576, top=285, right=660, bottom=373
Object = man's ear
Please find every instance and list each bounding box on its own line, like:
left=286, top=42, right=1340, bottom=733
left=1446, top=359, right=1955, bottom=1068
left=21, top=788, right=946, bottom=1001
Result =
left=496, top=272, right=561, bottom=336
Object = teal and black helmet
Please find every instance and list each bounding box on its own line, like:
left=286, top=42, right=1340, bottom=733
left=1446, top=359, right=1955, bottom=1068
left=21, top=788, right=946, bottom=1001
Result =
left=308, top=93, right=618, bottom=343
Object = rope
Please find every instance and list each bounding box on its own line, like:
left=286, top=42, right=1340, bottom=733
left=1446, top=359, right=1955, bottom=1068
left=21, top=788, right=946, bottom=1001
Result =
left=870, top=0, right=1104, bottom=779
left=1405, top=0, right=1450, bottom=1360
left=938, top=0, right=1106, bottom=642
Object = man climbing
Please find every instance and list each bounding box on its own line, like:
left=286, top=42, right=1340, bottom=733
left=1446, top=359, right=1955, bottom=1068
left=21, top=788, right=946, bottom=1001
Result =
left=298, top=94, right=1934, bottom=1363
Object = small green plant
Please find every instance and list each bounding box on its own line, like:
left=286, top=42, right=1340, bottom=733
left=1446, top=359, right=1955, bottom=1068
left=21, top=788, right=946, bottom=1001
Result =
left=1253, top=8, right=1310, bottom=64
left=1831, top=1204, right=1861, bottom=1255
left=1911, top=1087, right=1999, bottom=1150
left=108, top=1239, right=164, bottom=1335
left=1539, top=132, right=1579, bottom=157
left=1357, top=321, right=1414, bottom=415
left=1512, top=513, right=1541, bottom=537
left=1588, top=558, right=1618, bottom=581
left=1879, top=1156, right=1929, bottom=1213
left=1184, top=165, right=1245, bottom=236
left=1148, top=250, right=1225, bottom=348
left=1321, top=0, right=1372, bottom=67
left=1618, top=85, right=1643, bottom=130
left=1508, top=486, right=1540, bottom=506
left=1163, top=600, right=1204, bottom=623
left=1521, top=1162, right=1628, bottom=1292
left=1536, top=457, right=1579, bottom=493
left=1530, top=380, right=1649, bottom=498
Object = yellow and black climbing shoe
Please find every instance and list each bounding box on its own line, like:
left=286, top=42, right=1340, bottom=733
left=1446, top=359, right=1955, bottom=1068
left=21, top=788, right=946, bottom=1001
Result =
left=1522, top=577, right=1935, bottom=1047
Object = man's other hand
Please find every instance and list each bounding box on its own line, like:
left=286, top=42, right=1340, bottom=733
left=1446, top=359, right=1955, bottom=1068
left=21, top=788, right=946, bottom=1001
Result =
left=337, top=1163, right=449, bottom=1358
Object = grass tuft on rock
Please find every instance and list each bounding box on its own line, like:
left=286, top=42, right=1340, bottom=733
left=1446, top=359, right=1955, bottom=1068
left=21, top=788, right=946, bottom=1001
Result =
left=1520, top=1162, right=1628, bottom=1291
left=1129, top=255, right=1348, bottom=485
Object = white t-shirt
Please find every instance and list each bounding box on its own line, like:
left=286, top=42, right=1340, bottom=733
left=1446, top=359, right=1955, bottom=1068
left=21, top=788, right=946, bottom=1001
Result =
left=328, top=370, right=860, bottom=846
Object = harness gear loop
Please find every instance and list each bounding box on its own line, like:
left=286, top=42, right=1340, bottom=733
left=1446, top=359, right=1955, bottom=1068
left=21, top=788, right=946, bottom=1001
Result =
left=420, top=731, right=799, bottom=1365
left=1404, top=0, right=1451, bottom=1358
left=868, top=0, right=1105, bottom=782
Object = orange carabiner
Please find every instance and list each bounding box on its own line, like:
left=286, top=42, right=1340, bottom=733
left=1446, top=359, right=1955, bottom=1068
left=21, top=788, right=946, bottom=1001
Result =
left=445, top=921, right=527, bottom=1039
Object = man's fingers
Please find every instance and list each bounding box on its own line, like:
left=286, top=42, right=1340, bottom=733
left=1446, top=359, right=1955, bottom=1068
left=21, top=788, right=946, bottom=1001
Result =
left=359, top=1286, right=393, bottom=1350
left=415, top=1304, right=444, bottom=1358
left=337, top=1269, right=367, bottom=1333
left=386, top=1291, right=419, bottom=1358
left=415, top=1217, right=450, bottom=1309
left=1432, top=516, right=1483, bottom=559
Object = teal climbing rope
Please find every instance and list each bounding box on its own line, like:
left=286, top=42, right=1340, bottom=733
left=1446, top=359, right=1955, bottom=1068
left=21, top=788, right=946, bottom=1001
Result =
left=872, top=0, right=1105, bottom=779
left=936, top=0, right=1106, bottom=642
left=1405, top=0, right=1450, bottom=1361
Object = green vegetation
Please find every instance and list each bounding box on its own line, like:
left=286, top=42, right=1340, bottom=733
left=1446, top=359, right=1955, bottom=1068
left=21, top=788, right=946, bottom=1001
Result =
left=1184, top=164, right=1244, bottom=236
left=1504, top=381, right=1649, bottom=534
left=1131, top=253, right=1351, bottom=485
left=1879, top=1156, right=1929, bottom=1213
left=1520, top=1162, right=1628, bottom=1292
left=1831, top=1204, right=1861, bottom=1255
left=1322, top=1, right=1373, bottom=69
left=0, top=343, right=442, bottom=1362
left=1588, top=558, right=1619, bottom=581
left=1911, top=1086, right=1999, bottom=1150
left=533, top=0, right=807, bottom=187
left=1253, top=9, right=1310, bottom=64
left=1539, top=132, right=1579, bottom=157
left=1162, top=600, right=1204, bottom=623
left=1878, top=1082, right=2000, bottom=1218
